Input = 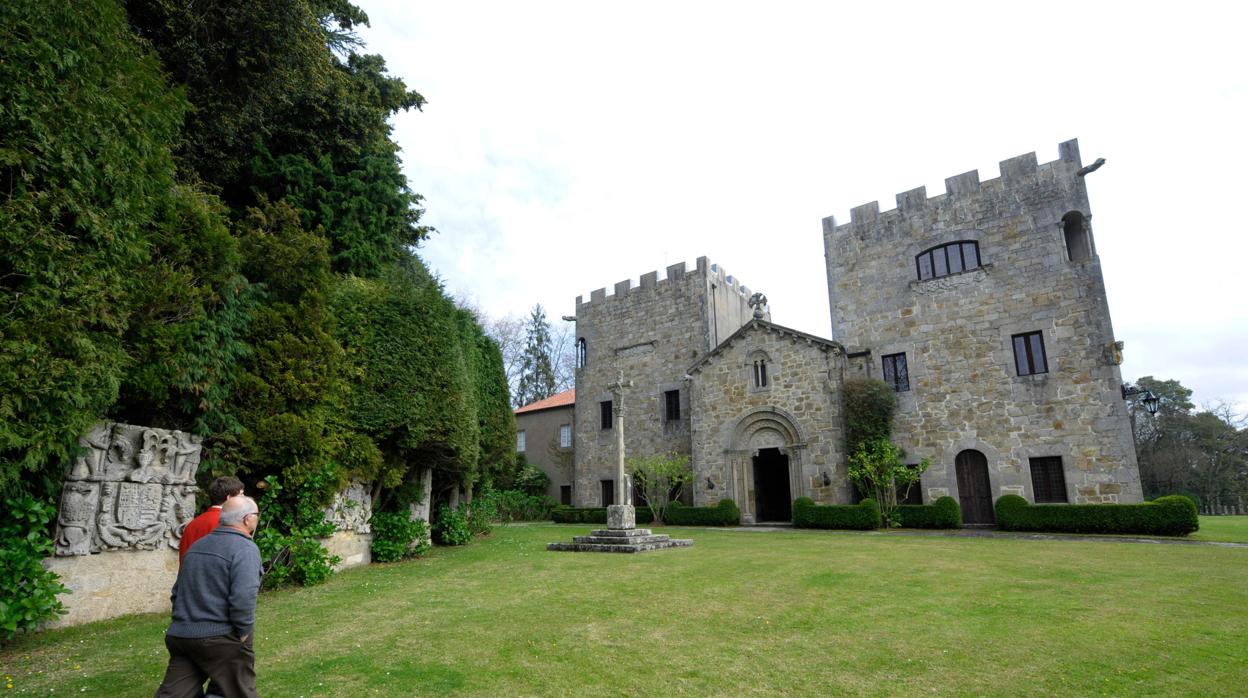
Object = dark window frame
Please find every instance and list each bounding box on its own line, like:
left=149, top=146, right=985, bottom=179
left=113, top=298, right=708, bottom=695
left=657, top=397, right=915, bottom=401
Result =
left=1029, top=456, right=1068, bottom=503
left=560, top=485, right=572, bottom=506
left=916, top=240, right=981, bottom=281
left=664, top=389, right=681, bottom=422
left=600, top=479, right=615, bottom=506
left=1012, top=331, right=1048, bottom=376
left=600, top=400, right=613, bottom=429
left=752, top=358, right=768, bottom=389
left=576, top=338, right=587, bottom=369
left=882, top=352, right=910, bottom=392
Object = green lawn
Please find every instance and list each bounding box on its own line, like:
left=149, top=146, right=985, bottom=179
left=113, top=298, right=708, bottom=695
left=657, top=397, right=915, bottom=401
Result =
left=3, top=524, right=1247, bottom=696
left=1192, top=515, right=1248, bottom=543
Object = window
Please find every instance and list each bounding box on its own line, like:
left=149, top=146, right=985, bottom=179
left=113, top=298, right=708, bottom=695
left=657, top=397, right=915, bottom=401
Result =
left=559, top=424, right=572, bottom=448
left=1012, top=331, right=1048, bottom=376
left=576, top=338, right=587, bottom=369
left=882, top=353, right=910, bottom=392
left=753, top=358, right=768, bottom=388
left=515, top=430, right=526, bottom=452
left=1062, top=211, right=1090, bottom=262
left=600, top=479, right=615, bottom=506
left=916, top=241, right=981, bottom=281
left=1029, top=457, right=1068, bottom=503
left=600, top=400, right=613, bottom=429
left=664, top=390, right=681, bottom=422
left=560, top=485, right=572, bottom=506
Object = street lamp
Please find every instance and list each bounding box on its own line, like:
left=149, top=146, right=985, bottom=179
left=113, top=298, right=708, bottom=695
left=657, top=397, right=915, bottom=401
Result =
left=1121, top=383, right=1160, bottom=415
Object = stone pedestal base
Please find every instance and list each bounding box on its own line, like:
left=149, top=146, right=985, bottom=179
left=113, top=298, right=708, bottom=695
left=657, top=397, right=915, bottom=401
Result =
left=607, top=504, right=635, bottom=530
left=547, top=528, right=693, bottom=554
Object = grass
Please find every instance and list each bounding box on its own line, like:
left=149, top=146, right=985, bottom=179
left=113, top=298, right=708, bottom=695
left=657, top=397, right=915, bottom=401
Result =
left=1191, top=515, right=1248, bottom=543
left=3, top=524, right=1247, bottom=696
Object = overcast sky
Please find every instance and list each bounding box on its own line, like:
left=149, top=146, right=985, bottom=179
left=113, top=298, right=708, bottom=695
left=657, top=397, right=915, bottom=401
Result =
left=353, top=1, right=1247, bottom=417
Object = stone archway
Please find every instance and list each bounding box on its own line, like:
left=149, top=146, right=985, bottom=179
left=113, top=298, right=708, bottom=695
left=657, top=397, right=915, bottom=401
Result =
left=725, top=408, right=805, bottom=523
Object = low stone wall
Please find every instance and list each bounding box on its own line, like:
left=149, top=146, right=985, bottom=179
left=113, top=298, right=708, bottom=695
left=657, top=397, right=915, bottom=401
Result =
left=321, top=530, right=372, bottom=571
left=43, top=547, right=179, bottom=628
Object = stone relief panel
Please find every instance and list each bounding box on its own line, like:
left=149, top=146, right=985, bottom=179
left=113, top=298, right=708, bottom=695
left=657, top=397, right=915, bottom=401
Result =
left=322, top=480, right=372, bottom=534
left=55, top=422, right=202, bottom=556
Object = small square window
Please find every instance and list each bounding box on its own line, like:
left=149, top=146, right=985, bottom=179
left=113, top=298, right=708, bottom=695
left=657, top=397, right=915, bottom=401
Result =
left=664, top=390, right=681, bottom=422
left=882, top=353, right=910, bottom=392
left=600, top=401, right=613, bottom=430
left=516, top=430, right=526, bottom=452
left=1012, top=331, right=1048, bottom=376
left=1029, top=457, right=1068, bottom=503
left=559, top=424, right=572, bottom=448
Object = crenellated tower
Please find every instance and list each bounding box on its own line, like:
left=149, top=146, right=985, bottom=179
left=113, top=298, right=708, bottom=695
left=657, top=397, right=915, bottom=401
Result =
left=822, top=139, right=1141, bottom=520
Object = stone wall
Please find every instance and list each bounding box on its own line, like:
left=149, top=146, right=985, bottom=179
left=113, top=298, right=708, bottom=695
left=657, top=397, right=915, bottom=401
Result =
left=572, top=257, right=759, bottom=506
left=688, top=322, right=846, bottom=520
left=823, top=139, right=1141, bottom=506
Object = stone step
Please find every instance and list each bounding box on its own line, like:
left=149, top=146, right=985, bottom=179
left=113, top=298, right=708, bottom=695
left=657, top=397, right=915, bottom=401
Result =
left=572, top=534, right=672, bottom=545
left=586, top=528, right=656, bottom=538
left=546, top=539, right=694, bottom=554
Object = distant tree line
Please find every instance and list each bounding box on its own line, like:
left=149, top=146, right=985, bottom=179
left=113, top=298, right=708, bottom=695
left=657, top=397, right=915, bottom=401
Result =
left=1, top=0, right=515, bottom=585
left=1129, top=377, right=1247, bottom=512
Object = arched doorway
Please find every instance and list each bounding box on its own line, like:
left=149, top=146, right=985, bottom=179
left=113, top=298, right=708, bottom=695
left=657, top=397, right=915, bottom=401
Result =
left=752, top=448, right=791, bottom=522
left=955, top=450, right=994, bottom=524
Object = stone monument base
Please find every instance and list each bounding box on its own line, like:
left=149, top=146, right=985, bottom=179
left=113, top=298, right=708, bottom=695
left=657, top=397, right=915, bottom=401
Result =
left=607, top=504, right=635, bottom=530
left=547, top=528, right=693, bottom=553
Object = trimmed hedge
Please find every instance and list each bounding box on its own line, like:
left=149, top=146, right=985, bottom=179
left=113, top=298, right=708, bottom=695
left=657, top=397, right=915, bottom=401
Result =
left=550, top=506, right=654, bottom=525
left=792, top=497, right=881, bottom=530
left=896, top=496, right=962, bottom=529
left=995, top=494, right=1199, bottom=536
left=663, top=499, right=742, bottom=526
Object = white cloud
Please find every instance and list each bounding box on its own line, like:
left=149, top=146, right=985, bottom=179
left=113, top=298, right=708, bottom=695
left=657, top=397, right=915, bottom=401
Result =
left=360, top=0, right=1248, bottom=415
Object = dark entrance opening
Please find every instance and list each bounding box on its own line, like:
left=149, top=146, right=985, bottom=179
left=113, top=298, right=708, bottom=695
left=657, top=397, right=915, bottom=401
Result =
left=752, top=448, right=792, bottom=522
left=955, top=450, right=994, bottom=524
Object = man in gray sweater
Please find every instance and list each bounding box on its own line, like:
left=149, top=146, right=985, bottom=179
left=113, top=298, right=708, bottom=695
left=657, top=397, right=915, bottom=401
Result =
left=155, top=495, right=262, bottom=698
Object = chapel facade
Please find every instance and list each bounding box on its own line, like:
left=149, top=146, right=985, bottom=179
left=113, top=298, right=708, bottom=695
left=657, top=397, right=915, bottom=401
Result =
left=568, top=140, right=1142, bottom=523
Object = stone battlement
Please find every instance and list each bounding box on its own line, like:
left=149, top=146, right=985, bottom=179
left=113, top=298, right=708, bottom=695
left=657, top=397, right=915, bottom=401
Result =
left=823, top=140, right=1085, bottom=233
left=575, top=256, right=754, bottom=310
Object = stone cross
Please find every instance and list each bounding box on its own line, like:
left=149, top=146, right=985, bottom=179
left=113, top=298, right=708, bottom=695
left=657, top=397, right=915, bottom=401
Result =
left=748, top=292, right=768, bottom=320
left=609, top=370, right=633, bottom=504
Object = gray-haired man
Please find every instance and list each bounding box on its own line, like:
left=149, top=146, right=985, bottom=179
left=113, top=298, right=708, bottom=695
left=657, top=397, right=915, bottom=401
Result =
left=155, top=496, right=262, bottom=698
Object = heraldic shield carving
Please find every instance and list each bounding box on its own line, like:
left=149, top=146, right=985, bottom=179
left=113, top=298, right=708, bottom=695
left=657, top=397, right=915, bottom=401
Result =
left=55, top=422, right=202, bottom=556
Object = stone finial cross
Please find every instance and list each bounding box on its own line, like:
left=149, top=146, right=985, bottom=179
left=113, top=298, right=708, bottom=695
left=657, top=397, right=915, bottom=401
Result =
left=748, top=292, right=768, bottom=320
left=608, top=370, right=633, bottom=413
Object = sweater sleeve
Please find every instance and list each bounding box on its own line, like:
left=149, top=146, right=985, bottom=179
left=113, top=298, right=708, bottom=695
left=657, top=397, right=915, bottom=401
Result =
left=229, top=542, right=262, bottom=638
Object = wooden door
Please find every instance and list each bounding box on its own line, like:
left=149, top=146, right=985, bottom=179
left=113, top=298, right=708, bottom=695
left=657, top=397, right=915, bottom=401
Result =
left=955, top=450, right=994, bottom=524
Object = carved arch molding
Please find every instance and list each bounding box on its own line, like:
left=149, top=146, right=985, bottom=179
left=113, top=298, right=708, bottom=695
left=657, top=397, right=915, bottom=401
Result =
left=725, top=408, right=807, bottom=519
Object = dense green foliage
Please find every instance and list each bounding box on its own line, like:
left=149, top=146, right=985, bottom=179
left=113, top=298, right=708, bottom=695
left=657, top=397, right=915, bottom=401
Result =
left=369, top=510, right=430, bottom=563
left=663, top=499, right=742, bottom=526
left=792, top=496, right=882, bottom=530
left=1, top=0, right=512, bottom=606
left=896, top=496, right=962, bottom=529
left=842, top=378, right=897, bottom=456
left=478, top=488, right=555, bottom=523
left=550, top=506, right=656, bottom=525
left=432, top=504, right=472, bottom=546
left=847, top=439, right=929, bottom=528
left=995, top=494, right=1199, bottom=536
left=0, top=496, right=68, bottom=637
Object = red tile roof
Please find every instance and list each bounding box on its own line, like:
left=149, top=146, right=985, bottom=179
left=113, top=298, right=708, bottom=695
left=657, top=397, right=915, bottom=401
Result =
left=515, top=388, right=576, bottom=414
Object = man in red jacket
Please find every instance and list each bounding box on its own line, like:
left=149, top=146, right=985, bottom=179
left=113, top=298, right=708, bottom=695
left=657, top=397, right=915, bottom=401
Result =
left=179, top=476, right=245, bottom=564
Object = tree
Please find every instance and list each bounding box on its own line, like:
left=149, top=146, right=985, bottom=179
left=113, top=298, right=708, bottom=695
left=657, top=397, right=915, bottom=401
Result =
left=514, top=304, right=558, bottom=408
left=847, top=439, right=929, bottom=528
left=628, top=452, right=693, bottom=526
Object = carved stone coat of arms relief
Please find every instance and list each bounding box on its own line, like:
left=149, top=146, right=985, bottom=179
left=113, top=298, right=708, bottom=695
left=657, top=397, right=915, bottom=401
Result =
left=54, top=422, right=203, bottom=556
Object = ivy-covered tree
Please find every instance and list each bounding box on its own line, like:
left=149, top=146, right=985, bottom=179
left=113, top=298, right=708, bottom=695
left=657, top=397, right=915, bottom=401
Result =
left=514, top=304, right=558, bottom=408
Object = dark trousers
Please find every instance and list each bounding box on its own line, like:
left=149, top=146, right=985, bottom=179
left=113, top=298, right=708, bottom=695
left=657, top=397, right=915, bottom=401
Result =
left=155, top=633, right=257, bottom=698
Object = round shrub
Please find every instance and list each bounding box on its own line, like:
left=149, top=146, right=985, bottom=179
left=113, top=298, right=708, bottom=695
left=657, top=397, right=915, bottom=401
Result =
left=370, top=511, right=430, bottom=562
left=432, top=504, right=471, bottom=546
left=716, top=498, right=742, bottom=525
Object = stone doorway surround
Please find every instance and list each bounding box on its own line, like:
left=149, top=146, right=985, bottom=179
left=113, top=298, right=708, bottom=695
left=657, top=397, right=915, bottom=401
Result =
left=724, top=407, right=806, bottom=524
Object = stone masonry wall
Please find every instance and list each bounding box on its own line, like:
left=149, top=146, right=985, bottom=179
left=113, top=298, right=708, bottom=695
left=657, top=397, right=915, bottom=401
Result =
left=688, top=322, right=846, bottom=521
left=572, top=257, right=757, bottom=506
left=823, top=139, right=1141, bottom=506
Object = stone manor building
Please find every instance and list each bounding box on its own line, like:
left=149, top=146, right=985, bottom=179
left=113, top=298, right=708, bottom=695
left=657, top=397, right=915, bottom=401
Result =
left=567, top=140, right=1141, bottom=524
